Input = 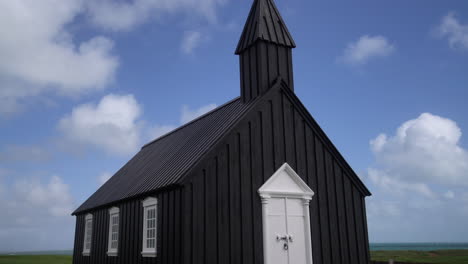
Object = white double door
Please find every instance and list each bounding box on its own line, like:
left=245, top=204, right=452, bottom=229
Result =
left=266, top=197, right=308, bottom=264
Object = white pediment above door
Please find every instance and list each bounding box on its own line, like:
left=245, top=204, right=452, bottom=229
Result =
left=258, top=163, right=314, bottom=199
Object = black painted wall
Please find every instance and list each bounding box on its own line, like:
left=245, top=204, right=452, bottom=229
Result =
left=240, top=41, right=294, bottom=102
left=72, top=85, right=370, bottom=264
left=180, top=85, right=370, bottom=264
left=73, top=188, right=183, bottom=264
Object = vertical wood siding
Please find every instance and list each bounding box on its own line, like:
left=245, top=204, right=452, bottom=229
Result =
left=72, top=87, right=370, bottom=264
left=181, top=88, right=370, bottom=264
left=73, top=188, right=182, bottom=264
left=240, top=42, right=294, bottom=102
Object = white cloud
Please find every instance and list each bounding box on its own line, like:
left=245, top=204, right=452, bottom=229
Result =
left=14, top=176, right=74, bottom=217
left=444, top=190, right=455, bottom=199
left=0, top=175, right=75, bottom=251
left=85, top=0, right=161, bottom=31
left=370, top=113, right=468, bottom=186
left=367, top=168, right=435, bottom=198
left=341, top=35, right=395, bottom=65
left=367, top=113, right=468, bottom=242
left=85, top=0, right=227, bottom=31
left=58, top=94, right=217, bottom=155
left=0, top=145, right=51, bottom=163
left=181, top=31, right=203, bottom=54
left=0, top=0, right=227, bottom=116
left=97, top=172, right=113, bottom=185
left=58, top=94, right=143, bottom=156
left=0, top=0, right=118, bottom=116
left=181, top=103, right=217, bottom=124
left=436, top=12, right=468, bottom=50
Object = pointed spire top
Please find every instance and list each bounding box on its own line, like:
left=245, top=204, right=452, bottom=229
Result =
left=235, top=0, right=296, bottom=55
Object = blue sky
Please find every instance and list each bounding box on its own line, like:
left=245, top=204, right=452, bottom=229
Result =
left=1, top=0, right=468, bottom=251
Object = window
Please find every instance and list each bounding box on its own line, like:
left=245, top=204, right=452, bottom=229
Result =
left=107, top=207, right=120, bottom=256
left=83, top=214, right=93, bottom=256
left=141, top=197, right=158, bottom=257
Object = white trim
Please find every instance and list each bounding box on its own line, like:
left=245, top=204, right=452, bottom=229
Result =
left=109, top=206, right=120, bottom=215
left=141, top=197, right=158, bottom=258
left=258, top=163, right=314, bottom=264
left=82, top=214, right=93, bottom=256
left=258, top=163, right=314, bottom=198
left=107, top=207, right=120, bottom=257
left=142, top=197, right=158, bottom=207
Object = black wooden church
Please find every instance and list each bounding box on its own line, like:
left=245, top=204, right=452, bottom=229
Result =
left=72, top=0, right=372, bottom=264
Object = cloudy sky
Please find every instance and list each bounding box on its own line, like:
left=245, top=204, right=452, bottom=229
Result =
left=1, top=0, right=467, bottom=252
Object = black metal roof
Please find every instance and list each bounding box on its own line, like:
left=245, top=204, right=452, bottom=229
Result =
left=235, top=0, right=296, bottom=55
left=73, top=97, right=255, bottom=214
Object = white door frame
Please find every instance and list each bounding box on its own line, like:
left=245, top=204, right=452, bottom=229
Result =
left=258, top=163, right=314, bottom=264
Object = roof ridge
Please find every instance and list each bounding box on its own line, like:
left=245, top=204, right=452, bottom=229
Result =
left=142, top=96, right=241, bottom=149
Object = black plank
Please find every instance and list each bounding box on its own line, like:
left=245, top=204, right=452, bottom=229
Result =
left=277, top=46, right=289, bottom=83
left=316, top=138, right=331, bottom=264
left=174, top=189, right=181, bottom=264
left=336, top=166, right=350, bottom=263
left=242, top=52, right=251, bottom=102
left=362, top=196, right=371, bottom=264
left=305, top=127, right=322, bottom=264
left=168, top=191, right=175, bottom=264
left=182, top=182, right=193, bottom=264
left=282, top=95, right=296, bottom=168
left=295, top=109, right=307, bottom=180
left=258, top=42, right=269, bottom=94
left=249, top=45, right=259, bottom=98
left=193, top=171, right=205, bottom=264
left=354, top=187, right=366, bottom=264
left=251, top=112, right=264, bottom=264
left=262, top=101, right=275, bottom=179
left=267, top=43, right=278, bottom=86
left=206, top=158, right=218, bottom=264
left=229, top=134, right=242, bottom=264
left=218, top=145, right=230, bottom=264
left=240, top=123, right=254, bottom=264
left=272, top=90, right=285, bottom=168
left=286, top=49, right=294, bottom=90
left=325, top=151, right=341, bottom=263
left=344, top=176, right=359, bottom=263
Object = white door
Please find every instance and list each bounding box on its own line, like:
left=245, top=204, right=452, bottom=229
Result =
left=266, top=197, right=308, bottom=264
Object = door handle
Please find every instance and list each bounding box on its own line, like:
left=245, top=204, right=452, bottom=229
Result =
left=276, top=235, right=293, bottom=242
left=276, top=235, right=288, bottom=241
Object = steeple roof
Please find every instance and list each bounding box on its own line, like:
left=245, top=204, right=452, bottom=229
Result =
left=235, top=0, right=296, bottom=54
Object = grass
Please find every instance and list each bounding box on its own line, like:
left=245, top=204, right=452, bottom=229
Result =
left=371, top=249, right=468, bottom=264
left=0, top=255, right=72, bottom=264
left=1, top=250, right=468, bottom=264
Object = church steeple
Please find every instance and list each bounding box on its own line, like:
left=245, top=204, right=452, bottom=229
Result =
left=236, top=0, right=296, bottom=102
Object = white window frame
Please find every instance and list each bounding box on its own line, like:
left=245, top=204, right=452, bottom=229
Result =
left=141, top=197, right=158, bottom=258
left=107, top=207, right=120, bottom=256
left=82, top=214, right=93, bottom=256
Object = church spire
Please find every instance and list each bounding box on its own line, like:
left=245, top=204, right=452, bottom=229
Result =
left=236, top=0, right=296, bottom=102
left=235, top=0, right=296, bottom=54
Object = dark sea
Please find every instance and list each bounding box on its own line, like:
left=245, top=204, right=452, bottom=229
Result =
left=370, top=243, right=468, bottom=251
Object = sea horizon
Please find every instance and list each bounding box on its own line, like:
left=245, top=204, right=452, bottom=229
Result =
left=1, top=242, right=468, bottom=255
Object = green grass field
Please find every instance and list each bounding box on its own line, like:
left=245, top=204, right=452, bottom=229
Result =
left=0, top=255, right=72, bottom=264
left=371, top=249, right=468, bottom=264
left=1, top=250, right=468, bottom=264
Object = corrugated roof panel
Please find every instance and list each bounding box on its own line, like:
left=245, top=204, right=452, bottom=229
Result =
left=73, top=97, right=253, bottom=214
